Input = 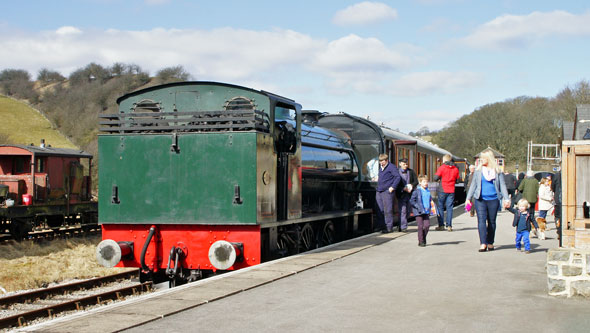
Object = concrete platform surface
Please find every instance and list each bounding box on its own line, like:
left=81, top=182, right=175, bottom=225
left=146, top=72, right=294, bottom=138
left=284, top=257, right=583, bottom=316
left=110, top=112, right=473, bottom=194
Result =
left=22, top=209, right=590, bottom=332
left=123, top=210, right=590, bottom=332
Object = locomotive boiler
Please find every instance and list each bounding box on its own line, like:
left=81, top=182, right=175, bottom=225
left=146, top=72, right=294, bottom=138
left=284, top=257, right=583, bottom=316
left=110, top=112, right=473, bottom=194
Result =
left=96, top=82, right=372, bottom=285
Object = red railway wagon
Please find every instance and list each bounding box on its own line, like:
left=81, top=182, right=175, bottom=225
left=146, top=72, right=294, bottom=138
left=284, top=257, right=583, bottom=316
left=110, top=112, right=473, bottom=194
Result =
left=0, top=143, right=97, bottom=239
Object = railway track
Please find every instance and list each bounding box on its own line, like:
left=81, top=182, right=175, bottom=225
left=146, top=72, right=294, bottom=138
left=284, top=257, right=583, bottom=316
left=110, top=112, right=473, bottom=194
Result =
left=0, top=269, right=152, bottom=330
left=0, top=225, right=101, bottom=243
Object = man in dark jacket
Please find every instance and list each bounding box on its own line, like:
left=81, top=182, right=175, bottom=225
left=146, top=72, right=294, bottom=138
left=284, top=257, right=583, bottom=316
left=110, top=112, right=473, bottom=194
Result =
left=434, top=154, right=459, bottom=231
left=376, top=154, right=401, bottom=233
left=504, top=171, right=517, bottom=199
left=397, top=158, right=418, bottom=232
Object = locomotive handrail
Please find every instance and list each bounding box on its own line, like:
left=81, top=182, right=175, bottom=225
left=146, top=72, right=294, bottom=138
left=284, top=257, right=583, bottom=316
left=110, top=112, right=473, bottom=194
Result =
left=99, top=109, right=271, bottom=134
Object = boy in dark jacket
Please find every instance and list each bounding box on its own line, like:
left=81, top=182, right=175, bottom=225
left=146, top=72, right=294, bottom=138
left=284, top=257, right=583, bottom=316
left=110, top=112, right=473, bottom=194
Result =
left=509, top=198, right=539, bottom=253
left=410, top=175, right=435, bottom=247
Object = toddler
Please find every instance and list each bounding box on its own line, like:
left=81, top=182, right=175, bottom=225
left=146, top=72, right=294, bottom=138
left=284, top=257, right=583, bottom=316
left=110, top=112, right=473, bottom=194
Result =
left=509, top=198, right=538, bottom=253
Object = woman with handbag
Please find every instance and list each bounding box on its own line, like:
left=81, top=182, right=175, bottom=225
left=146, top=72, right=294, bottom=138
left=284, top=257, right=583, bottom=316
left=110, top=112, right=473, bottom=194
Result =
left=465, top=150, right=511, bottom=252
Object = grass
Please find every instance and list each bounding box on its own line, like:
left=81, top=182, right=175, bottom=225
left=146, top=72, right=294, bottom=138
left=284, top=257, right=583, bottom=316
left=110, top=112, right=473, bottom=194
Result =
left=0, top=94, right=77, bottom=148
left=0, top=236, right=134, bottom=293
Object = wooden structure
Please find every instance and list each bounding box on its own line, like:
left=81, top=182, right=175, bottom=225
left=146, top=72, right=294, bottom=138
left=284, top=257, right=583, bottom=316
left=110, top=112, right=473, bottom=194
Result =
left=474, top=147, right=505, bottom=172
left=561, top=105, right=590, bottom=249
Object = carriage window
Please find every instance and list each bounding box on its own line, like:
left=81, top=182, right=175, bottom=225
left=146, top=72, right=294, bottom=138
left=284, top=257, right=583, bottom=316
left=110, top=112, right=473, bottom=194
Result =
left=14, top=156, right=31, bottom=174
left=36, top=157, right=46, bottom=173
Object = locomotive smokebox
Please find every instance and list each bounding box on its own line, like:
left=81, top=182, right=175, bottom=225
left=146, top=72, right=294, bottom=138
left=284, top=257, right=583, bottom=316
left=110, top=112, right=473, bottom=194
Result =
left=208, top=240, right=243, bottom=270
left=96, top=239, right=133, bottom=267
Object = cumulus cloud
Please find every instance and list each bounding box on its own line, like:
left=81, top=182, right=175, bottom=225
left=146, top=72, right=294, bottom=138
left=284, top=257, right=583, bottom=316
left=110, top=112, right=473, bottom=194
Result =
left=0, top=26, right=322, bottom=81
left=309, top=34, right=412, bottom=94
left=332, top=2, right=398, bottom=26
left=461, top=10, right=590, bottom=50
left=390, top=71, right=483, bottom=97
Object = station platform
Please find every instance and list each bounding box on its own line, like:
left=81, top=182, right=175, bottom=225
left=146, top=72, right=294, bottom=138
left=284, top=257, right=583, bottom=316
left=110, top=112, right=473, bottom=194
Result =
left=22, top=208, right=590, bottom=332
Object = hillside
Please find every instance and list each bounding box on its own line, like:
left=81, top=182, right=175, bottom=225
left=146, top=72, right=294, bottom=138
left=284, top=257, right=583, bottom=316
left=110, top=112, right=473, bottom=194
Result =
left=0, top=94, right=77, bottom=149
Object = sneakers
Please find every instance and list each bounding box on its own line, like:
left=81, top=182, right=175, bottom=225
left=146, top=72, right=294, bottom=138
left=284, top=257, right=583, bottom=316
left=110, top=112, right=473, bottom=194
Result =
left=525, top=250, right=531, bottom=254
left=447, top=226, right=452, bottom=232
left=381, top=228, right=393, bottom=234
left=418, top=242, right=426, bottom=247
left=435, top=226, right=445, bottom=231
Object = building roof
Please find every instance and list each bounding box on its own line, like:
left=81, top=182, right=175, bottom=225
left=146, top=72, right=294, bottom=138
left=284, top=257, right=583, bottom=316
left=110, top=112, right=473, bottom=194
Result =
left=474, top=146, right=505, bottom=159
left=0, top=144, right=93, bottom=158
left=574, top=104, right=590, bottom=141
left=562, top=121, right=575, bottom=141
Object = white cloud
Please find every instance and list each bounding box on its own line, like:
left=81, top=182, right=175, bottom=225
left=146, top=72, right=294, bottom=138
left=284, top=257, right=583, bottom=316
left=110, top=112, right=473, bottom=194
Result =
left=461, top=10, right=590, bottom=50
left=309, top=34, right=412, bottom=94
left=332, top=2, right=398, bottom=26
left=55, top=26, right=82, bottom=35
left=391, top=71, right=483, bottom=97
left=0, top=26, right=322, bottom=81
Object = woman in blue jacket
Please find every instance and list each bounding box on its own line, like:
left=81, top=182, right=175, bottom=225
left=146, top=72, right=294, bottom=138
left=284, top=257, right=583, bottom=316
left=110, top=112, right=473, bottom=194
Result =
left=465, top=150, right=510, bottom=252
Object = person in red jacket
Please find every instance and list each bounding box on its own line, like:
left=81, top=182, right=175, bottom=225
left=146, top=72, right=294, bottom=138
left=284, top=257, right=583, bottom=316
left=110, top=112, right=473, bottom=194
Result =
left=434, top=154, right=459, bottom=231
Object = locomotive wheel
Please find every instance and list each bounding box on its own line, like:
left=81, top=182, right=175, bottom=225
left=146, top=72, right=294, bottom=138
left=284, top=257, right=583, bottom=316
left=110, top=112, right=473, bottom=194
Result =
left=299, top=223, right=315, bottom=252
left=318, top=221, right=336, bottom=247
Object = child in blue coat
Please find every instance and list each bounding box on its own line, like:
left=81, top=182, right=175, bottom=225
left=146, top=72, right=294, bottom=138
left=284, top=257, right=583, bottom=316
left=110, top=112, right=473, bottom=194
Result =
left=410, top=175, right=435, bottom=247
left=509, top=198, right=539, bottom=253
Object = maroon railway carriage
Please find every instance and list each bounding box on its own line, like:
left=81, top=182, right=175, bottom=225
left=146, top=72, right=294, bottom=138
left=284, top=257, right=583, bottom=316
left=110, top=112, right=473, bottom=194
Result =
left=0, top=143, right=97, bottom=239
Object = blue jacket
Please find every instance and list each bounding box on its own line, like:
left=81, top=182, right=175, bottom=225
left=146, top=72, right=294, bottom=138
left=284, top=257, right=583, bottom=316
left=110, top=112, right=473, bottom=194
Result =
left=410, top=187, right=430, bottom=216
left=377, top=162, right=401, bottom=192
left=466, top=169, right=509, bottom=203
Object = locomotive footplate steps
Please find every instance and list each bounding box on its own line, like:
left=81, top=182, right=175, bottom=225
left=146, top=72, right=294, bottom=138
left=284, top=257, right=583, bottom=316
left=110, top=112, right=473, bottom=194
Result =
left=21, top=231, right=403, bottom=332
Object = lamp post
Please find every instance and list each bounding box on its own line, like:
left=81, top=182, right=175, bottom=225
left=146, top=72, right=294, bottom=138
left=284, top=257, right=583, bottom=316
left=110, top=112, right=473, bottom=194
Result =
left=515, top=163, right=519, bottom=176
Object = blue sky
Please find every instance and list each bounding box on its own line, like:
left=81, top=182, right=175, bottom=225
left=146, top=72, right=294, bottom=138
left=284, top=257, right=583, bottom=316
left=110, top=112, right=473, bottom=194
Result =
left=2, top=0, right=590, bottom=132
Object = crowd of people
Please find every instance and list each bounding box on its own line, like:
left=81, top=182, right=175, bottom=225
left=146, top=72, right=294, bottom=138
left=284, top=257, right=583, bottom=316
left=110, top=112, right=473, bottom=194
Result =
left=372, top=149, right=561, bottom=252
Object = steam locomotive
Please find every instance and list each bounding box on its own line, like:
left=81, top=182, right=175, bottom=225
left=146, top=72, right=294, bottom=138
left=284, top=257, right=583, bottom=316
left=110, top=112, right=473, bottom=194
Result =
left=95, top=81, right=463, bottom=285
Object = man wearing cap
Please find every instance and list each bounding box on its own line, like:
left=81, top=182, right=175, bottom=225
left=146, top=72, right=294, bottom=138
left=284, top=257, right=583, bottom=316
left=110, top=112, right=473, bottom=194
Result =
left=397, top=158, right=418, bottom=232
left=376, top=153, right=401, bottom=233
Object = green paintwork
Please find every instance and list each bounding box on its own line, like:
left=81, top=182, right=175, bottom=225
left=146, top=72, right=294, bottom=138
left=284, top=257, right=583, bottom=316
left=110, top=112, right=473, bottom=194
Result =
left=98, top=132, right=257, bottom=225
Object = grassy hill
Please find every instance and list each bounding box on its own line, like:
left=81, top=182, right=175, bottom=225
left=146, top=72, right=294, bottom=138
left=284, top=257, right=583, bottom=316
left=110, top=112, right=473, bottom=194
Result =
left=0, top=94, right=77, bottom=149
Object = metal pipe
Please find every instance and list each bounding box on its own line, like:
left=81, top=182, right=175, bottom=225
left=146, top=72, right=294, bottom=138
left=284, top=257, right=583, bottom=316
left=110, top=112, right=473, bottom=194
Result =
left=140, top=225, right=156, bottom=272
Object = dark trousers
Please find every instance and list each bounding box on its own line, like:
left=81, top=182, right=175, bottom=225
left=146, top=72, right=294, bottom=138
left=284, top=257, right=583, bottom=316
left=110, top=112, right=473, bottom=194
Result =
left=474, top=198, right=500, bottom=245
left=416, top=214, right=430, bottom=244
left=527, top=205, right=536, bottom=221
left=398, top=194, right=411, bottom=230
left=376, top=191, right=394, bottom=231
left=437, top=192, right=455, bottom=227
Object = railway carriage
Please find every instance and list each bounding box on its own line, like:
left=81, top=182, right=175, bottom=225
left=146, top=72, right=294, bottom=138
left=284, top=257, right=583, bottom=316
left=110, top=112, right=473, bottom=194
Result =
left=0, top=144, right=97, bottom=239
left=307, top=112, right=466, bottom=215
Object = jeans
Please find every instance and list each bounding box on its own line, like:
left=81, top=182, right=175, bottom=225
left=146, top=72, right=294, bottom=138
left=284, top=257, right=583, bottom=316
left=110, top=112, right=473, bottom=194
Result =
left=437, top=192, right=455, bottom=227
left=516, top=231, right=531, bottom=251
left=474, top=198, right=500, bottom=245
left=376, top=191, right=394, bottom=231
left=538, top=210, right=548, bottom=219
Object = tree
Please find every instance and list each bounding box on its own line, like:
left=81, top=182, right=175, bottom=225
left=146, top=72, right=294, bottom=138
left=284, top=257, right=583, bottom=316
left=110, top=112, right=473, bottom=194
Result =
left=0, top=69, right=37, bottom=102
left=37, top=68, right=65, bottom=84
left=155, top=66, right=191, bottom=83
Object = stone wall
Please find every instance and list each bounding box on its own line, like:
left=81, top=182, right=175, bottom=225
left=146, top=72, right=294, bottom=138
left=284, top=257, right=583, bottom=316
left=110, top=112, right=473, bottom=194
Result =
left=547, top=248, right=590, bottom=297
